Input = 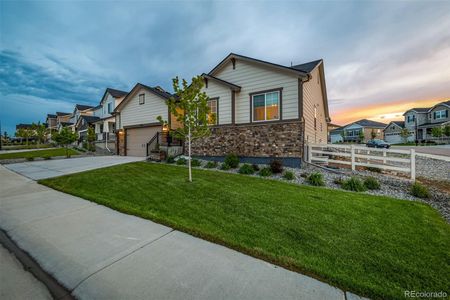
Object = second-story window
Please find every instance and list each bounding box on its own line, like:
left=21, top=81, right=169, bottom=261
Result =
left=434, top=110, right=448, bottom=119
left=407, top=115, right=415, bottom=123
left=139, top=94, right=145, bottom=105
left=108, top=102, right=113, bottom=114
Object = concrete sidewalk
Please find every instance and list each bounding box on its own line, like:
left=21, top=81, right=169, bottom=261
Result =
left=0, top=166, right=364, bottom=300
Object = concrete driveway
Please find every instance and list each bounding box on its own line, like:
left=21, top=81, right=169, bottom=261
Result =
left=4, top=156, right=145, bottom=180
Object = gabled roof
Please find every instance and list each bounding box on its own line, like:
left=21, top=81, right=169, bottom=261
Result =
left=291, top=60, right=323, bottom=73
left=383, top=121, right=405, bottom=131
left=403, top=107, right=430, bottom=115
left=201, top=73, right=241, bottom=91
left=428, top=100, right=450, bottom=112
left=209, top=53, right=309, bottom=78
left=114, top=83, right=173, bottom=112
left=56, top=112, right=71, bottom=116
left=75, top=115, right=100, bottom=128
left=47, top=114, right=57, bottom=119
left=106, top=88, right=128, bottom=98
left=344, top=119, right=387, bottom=129
left=75, top=104, right=95, bottom=111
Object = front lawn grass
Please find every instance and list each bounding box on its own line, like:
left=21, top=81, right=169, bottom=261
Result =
left=39, top=162, right=450, bottom=300
left=0, top=148, right=78, bottom=160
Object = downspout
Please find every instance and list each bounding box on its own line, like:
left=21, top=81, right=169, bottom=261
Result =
left=300, top=74, right=311, bottom=163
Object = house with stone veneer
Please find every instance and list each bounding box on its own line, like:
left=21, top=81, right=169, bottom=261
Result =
left=114, top=53, right=330, bottom=166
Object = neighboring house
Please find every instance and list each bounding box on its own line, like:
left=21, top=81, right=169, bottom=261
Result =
left=56, top=112, right=73, bottom=132
left=114, top=83, right=180, bottom=157
left=92, top=88, right=128, bottom=152
left=327, top=123, right=341, bottom=142
left=15, top=124, right=37, bottom=143
left=75, top=115, right=100, bottom=143
left=46, top=114, right=57, bottom=131
left=402, top=100, right=449, bottom=142
left=330, top=119, right=386, bottom=143
left=70, top=104, right=95, bottom=125
left=383, top=121, right=414, bottom=144
left=191, top=53, right=330, bottom=165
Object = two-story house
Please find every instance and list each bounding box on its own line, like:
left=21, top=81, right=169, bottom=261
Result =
left=114, top=53, right=330, bottom=167
left=91, top=88, right=128, bottom=152
left=55, top=112, right=73, bottom=132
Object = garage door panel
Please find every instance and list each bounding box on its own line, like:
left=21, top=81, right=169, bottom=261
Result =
left=126, top=126, right=160, bottom=157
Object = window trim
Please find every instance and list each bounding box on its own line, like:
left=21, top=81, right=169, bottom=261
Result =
left=249, top=87, right=283, bottom=123
left=107, top=102, right=113, bottom=114
left=207, top=97, right=219, bottom=125
left=435, top=110, right=446, bottom=119
left=138, top=93, right=145, bottom=105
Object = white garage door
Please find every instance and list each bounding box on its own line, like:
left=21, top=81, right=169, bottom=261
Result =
left=384, top=133, right=402, bottom=144
left=126, top=126, right=160, bottom=157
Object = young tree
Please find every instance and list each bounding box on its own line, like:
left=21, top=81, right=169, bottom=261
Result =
left=53, top=127, right=77, bottom=157
left=431, top=127, right=443, bottom=141
left=16, top=128, right=32, bottom=145
left=340, top=130, right=346, bottom=143
left=358, top=131, right=365, bottom=143
left=32, top=122, right=47, bottom=145
left=158, top=76, right=212, bottom=182
left=370, top=129, right=377, bottom=140
left=400, top=128, right=411, bottom=144
left=444, top=125, right=450, bottom=137
left=87, top=126, right=96, bottom=152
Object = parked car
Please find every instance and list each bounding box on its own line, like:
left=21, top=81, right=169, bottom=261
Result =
left=366, top=139, right=391, bottom=148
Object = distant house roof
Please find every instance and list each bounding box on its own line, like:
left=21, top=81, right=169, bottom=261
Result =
left=75, top=104, right=95, bottom=111
left=56, top=112, right=71, bottom=116
left=106, top=88, right=128, bottom=98
left=16, top=124, right=33, bottom=130
left=47, top=114, right=57, bottom=119
left=392, top=121, right=405, bottom=127
left=291, top=59, right=323, bottom=73
left=80, top=115, right=100, bottom=123
left=351, top=119, right=387, bottom=128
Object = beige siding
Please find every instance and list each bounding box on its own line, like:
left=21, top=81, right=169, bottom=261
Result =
left=120, top=89, right=168, bottom=128
left=214, top=60, right=299, bottom=123
left=303, top=67, right=327, bottom=144
left=202, top=80, right=232, bottom=125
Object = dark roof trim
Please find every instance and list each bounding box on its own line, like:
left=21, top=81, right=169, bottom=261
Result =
left=46, top=114, right=57, bottom=119
left=114, top=83, right=173, bottom=112
left=75, top=104, right=95, bottom=111
left=208, top=53, right=309, bottom=78
left=56, top=112, right=71, bottom=116
left=201, top=73, right=241, bottom=92
left=427, top=100, right=450, bottom=112
left=92, top=115, right=115, bottom=123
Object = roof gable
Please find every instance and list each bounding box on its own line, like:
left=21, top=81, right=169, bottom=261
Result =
left=201, top=73, right=241, bottom=91
left=114, top=83, right=172, bottom=112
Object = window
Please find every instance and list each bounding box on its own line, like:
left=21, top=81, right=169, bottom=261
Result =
left=207, top=99, right=218, bottom=125
left=108, top=102, right=113, bottom=114
left=434, top=110, right=447, bottom=119
left=139, top=94, right=145, bottom=105
left=407, top=115, right=415, bottom=123
left=252, top=91, right=280, bottom=122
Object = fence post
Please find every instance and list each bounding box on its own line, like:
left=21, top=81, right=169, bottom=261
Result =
left=410, top=149, right=415, bottom=181
left=383, top=149, right=386, bottom=164
left=308, top=144, right=312, bottom=163
left=351, top=145, right=355, bottom=171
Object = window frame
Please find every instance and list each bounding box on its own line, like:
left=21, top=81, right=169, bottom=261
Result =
left=250, top=88, right=282, bottom=123
left=107, top=102, right=113, bottom=114
left=207, top=98, right=219, bottom=125
left=138, top=94, right=145, bottom=105
left=435, top=110, right=446, bottom=119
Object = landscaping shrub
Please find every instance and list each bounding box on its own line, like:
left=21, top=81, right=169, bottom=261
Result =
left=342, top=177, right=367, bottom=192
left=307, top=172, right=325, bottom=186
left=239, top=164, right=255, bottom=175
left=366, top=166, right=382, bottom=173
left=252, top=164, right=260, bottom=171
left=220, top=163, right=231, bottom=170
left=42, top=155, right=52, bottom=160
left=410, top=182, right=430, bottom=199
left=258, top=167, right=272, bottom=177
left=224, top=153, right=239, bottom=168
left=166, top=156, right=175, bottom=164
left=176, top=157, right=187, bottom=165
left=204, top=161, right=218, bottom=168
left=333, top=177, right=344, bottom=185
left=283, top=171, right=295, bottom=180
left=269, top=159, right=283, bottom=173
left=191, top=159, right=201, bottom=167
left=26, top=157, right=34, bottom=161
left=364, top=177, right=381, bottom=190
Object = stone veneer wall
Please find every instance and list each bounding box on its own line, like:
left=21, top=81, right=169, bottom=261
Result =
left=117, top=132, right=125, bottom=156
left=191, top=120, right=304, bottom=158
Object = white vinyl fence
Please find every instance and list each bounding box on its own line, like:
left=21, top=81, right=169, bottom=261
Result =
left=305, top=144, right=450, bottom=180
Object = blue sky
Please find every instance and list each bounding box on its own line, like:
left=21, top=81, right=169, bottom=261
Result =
left=1, top=0, right=450, bottom=135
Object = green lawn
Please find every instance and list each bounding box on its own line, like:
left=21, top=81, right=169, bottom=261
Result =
left=2, top=144, right=55, bottom=150
left=39, top=162, right=450, bottom=300
left=0, top=148, right=78, bottom=160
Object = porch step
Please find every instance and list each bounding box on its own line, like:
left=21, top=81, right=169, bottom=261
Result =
left=147, top=151, right=163, bottom=162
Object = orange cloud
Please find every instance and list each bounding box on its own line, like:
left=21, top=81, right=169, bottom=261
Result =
left=331, top=97, right=448, bottom=125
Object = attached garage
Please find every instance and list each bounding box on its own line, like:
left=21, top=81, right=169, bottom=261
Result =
left=126, top=126, right=160, bottom=157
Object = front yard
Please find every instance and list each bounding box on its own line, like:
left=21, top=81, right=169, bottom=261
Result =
left=0, top=148, right=78, bottom=160
left=39, top=162, right=450, bottom=300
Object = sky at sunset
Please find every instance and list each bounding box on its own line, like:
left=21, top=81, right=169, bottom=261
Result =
left=1, top=0, right=450, bottom=134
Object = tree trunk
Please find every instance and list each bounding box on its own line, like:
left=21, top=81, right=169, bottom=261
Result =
left=188, top=125, right=192, bottom=182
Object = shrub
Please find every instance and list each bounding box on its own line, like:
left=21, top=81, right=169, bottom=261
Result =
left=220, top=163, right=231, bottom=170
left=224, top=153, right=239, bottom=168
left=307, top=172, right=325, bottom=186
left=42, top=155, right=52, bottom=160
left=239, top=164, right=255, bottom=175
left=166, top=156, right=175, bottom=164
left=204, top=161, right=218, bottom=168
left=26, top=157, right=34, bottom=161
left=269, top=159, right=283, bottom=173
left=364, top=177, right=380, bottom=190
left=252, top=164, right=260, bottom=171
left=333, top=177, right=344, bottom=185
left=259, top=167, right=272, bottom=177
left=342, top=177, right=367, bottom=192
left=283, top=171, right=295, bottom=180
left=366, top=166, right=382, bottom=173
left=410, top=182, right=430, bottom=199
left=191, top=159, right=201, bottom=167
left=176, top=157, right=187, bottom=165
